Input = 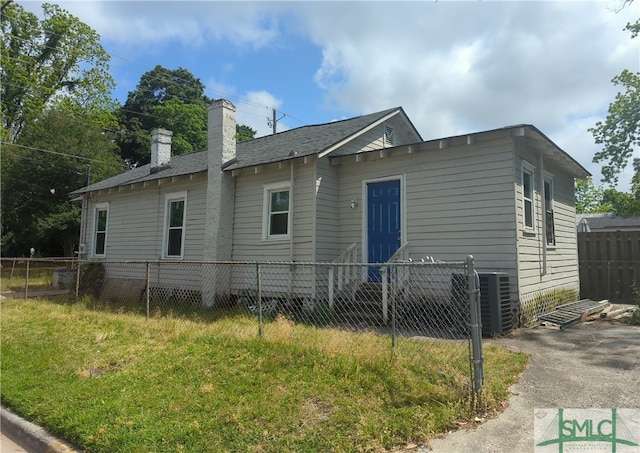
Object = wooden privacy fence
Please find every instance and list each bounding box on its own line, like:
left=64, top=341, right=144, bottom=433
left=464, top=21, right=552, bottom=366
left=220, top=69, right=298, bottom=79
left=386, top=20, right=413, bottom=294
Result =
left=578, top=231, right=640, bottom=303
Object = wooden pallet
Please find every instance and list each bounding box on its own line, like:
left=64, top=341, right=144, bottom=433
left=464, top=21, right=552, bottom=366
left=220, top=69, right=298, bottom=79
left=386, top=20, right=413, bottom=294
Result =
left=538, top=299, right=609, bottom=329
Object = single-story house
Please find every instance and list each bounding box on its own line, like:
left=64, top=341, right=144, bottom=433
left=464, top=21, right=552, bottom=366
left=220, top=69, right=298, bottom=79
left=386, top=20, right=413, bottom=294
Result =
left=71, top=100, right=590, bottom=320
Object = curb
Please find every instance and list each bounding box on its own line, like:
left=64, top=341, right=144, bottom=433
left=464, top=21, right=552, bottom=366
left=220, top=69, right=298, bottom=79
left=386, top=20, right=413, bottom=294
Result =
left=1, top=405, right=81, bottom=453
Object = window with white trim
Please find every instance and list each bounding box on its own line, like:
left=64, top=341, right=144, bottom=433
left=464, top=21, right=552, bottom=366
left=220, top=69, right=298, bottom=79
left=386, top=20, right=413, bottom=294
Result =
left=263, top=182, right=290, bottom=240
left=163, top=192, right=187, bottom=258
left=544, top=177, right=555, bottom=245
left=93, top=203, right=109, bottom=257
left=522, top=165, right=535, bottom=230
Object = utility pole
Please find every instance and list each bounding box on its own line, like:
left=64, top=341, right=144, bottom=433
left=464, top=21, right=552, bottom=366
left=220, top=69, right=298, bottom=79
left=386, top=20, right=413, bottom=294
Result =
left=272, top=108, right=276, bottom=135
left=267, top=108, right=285, bottom=135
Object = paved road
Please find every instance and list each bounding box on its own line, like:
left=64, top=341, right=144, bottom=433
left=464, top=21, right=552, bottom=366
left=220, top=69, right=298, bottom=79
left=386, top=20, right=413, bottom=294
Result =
left=1, top=432, right=28, bottom=452
left=428, top=320, right=640, bottom=452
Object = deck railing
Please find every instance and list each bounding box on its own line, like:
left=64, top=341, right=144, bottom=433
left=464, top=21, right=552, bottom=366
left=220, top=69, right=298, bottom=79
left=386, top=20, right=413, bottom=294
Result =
left=327, top=243, right=358, bottom=309
left=380, top=242, right=410, bottom=323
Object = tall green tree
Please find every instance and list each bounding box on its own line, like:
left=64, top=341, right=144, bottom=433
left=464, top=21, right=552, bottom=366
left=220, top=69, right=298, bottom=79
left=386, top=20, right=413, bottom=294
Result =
left=117, top=65, right=210, bottom=166
left=590, top=69, right=640, bottom=189
left=1, top=109, right=125, bottom=257
left=575, top=178, right=640, bottom=216
left=117, top=65, right=256, bottom=167
left=589, top=5, right=639, bottom=191
left=150, top=98, right=208, bottom=157
left=600, top=188, right=640, bottom=216
left=236, top=124, right=257, bottom=143
left=1, top=2, right=116, bottom=142
left=575, top=178, right=607, bottom=214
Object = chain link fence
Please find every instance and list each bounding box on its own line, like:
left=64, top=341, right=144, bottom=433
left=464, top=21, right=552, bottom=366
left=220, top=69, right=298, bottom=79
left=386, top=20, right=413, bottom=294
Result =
left=0, top=257, right=78, bottom=297
left=2, top=257, right=484, bottom=398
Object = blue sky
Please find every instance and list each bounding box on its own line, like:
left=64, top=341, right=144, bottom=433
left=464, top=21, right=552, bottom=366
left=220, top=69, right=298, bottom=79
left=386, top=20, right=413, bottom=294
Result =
left=24, top=0, right=640, bottom=190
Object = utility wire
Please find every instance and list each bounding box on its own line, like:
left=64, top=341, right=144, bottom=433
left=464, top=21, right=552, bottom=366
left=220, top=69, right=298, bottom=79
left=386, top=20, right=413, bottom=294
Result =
left=0, top=142, right=105, bottom=162
left=4, top=151, right=92, bottom=177
left=2, top=86, right=294, bottom=145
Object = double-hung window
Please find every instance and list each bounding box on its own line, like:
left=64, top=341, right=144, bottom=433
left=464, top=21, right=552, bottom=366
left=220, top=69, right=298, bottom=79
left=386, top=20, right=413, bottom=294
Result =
left=522, top=165, right=535, bottom=230
left=94, top=203, right=109, bottom=257
left=544, top=177, right=555, bottom=246
left=164, top=192, right=187, bottom=258
left=263, top=182, right=290, bottom=240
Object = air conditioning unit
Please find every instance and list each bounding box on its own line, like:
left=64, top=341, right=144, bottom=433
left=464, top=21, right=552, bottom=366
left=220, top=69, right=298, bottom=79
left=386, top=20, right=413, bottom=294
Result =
left=478, top=272, right=512, bottom=336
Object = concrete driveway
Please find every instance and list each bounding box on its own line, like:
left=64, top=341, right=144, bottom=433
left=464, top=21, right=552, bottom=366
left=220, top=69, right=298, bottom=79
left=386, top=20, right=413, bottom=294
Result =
left=1, top=432, right=28, bottom=452
left=428, top=320, right=640, bottom=452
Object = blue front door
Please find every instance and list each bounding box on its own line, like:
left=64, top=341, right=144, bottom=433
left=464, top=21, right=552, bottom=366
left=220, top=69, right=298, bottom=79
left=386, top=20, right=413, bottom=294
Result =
left=367, top=179, right=401, bottom=281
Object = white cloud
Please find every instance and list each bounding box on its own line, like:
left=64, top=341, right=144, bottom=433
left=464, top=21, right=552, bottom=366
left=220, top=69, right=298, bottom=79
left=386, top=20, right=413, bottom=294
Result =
left=25, top=0, right=638, bottom=190
left=57, top=1, right=284, bottom=53
left=205, top=78, right=238, bottom=102
left=294, top=1, right=639, bottom=189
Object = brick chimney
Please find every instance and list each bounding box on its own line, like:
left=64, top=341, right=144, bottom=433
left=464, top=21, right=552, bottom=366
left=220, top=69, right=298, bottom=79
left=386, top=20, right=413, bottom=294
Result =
left=208, top=99, right=237, bottom=166
left=150, top=128, right=173, bottom=171
left=203, top=100, right=237, bottom=305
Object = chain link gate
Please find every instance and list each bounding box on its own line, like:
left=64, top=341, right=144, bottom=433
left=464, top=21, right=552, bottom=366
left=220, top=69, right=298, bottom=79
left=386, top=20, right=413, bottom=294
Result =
left=74, top=256, right=484, bottom=401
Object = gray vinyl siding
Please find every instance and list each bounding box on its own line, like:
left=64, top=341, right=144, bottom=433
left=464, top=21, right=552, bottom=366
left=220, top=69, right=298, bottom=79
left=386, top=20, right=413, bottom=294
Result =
left=314, top=159, right=340, bottom=261
left=232, top=167, right=291, bottom=261
left=292, top=162, right=315, bottom=261
left=336, top=139, right=518, bottom=270
left=332, top=138, right=521, bottom=305
left=83, top=174, right=208, bottom=261
left=514, top=147, right=580, bottom=301
left=231, top=159, right=315, bottom=262
left=230, top=159, right=317, bottom=298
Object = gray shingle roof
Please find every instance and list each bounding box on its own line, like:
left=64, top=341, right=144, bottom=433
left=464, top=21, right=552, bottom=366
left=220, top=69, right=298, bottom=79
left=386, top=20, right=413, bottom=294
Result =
left=71, top=107, right=403, bottom=195
left=70, top=151, right=208, bottom=195
left=576, top=213, right=640, bottom=231
left=226, top=107, right=403, bottom=170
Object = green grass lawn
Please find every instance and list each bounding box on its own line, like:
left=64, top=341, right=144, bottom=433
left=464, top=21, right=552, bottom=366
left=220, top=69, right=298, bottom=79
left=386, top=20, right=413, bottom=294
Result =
left=0, top=298, right=527, bottom=452
left=0, top=267, right=55, bottom=292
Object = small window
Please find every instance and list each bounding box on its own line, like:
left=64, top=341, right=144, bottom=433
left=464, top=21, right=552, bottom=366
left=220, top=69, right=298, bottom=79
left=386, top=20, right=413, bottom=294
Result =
left=522, top=166, right=534, bottom=230
left=384, top=125, right=395, bottom=147
left=263, top=183, right=290, bottom=240
left=164, top=192, right=187, bottom=258
left=94, top=203, right=108, bottom=257
left=544, top=178, right=555, bottom=246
